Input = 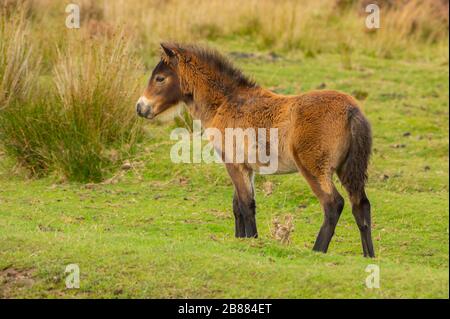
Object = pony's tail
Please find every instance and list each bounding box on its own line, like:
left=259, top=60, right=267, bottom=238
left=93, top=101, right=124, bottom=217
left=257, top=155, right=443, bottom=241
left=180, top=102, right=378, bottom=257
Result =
left=338, top=106, right=372, bottom=195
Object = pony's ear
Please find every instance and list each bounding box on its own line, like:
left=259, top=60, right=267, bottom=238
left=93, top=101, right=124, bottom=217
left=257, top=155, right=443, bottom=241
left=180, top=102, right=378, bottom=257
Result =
left=160, top=43, right=178, bottom=59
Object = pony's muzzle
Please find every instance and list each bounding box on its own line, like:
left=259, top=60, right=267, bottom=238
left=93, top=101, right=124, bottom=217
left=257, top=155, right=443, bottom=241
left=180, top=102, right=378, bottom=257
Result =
left=136, top=97, right=154, bottom=119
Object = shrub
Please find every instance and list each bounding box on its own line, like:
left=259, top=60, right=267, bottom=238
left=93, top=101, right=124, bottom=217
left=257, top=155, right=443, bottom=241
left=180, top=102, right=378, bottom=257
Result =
left=0, top=12, right=144, bottom=182
left=50, top=32, right=144, bottom=181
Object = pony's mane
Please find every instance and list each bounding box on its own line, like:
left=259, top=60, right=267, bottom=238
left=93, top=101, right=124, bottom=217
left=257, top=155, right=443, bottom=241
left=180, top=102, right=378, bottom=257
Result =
left=170, top=43, right=257, bottom=89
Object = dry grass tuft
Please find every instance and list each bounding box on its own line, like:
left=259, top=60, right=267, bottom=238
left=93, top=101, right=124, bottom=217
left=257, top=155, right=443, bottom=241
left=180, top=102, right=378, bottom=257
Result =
left=0, top=6, right=38, bottom=109
left=270, top=214, right=295, bottom=245
left=0, top=14, right=145, bottom=181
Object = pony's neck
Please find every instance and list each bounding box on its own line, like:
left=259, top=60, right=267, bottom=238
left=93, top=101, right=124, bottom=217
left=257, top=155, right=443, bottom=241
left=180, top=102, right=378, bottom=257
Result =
left=186, top=100, right=219, bottom=127
left=178, top=59, right=257, bottom=126
left=183, top=79, right=231, bottom=127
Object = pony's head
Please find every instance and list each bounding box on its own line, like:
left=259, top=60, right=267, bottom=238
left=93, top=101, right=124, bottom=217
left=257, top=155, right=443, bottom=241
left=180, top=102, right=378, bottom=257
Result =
left=136, top=42, right=256, bottom=120
left=136, top=43, right=186, bottom=120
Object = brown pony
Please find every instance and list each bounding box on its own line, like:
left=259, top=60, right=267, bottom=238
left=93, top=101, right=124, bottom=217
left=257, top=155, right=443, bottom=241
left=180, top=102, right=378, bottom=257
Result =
left=136, top=43, right=374, bottom=257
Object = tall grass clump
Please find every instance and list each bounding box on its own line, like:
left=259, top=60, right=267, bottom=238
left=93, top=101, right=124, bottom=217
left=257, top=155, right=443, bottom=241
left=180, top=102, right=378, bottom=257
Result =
left=0, top=9, right=144, bottom=182
left=51, top=32, right=144, bottom=182
left=0, top=6, right=37, bottom=109
left=373, top=0, right=449, bottom=58
left=0, top=7, right=48, bottom=174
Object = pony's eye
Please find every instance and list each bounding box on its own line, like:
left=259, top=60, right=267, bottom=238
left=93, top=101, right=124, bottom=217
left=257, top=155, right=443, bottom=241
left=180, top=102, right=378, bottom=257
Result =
left=155, top=76, right=165, bottom=83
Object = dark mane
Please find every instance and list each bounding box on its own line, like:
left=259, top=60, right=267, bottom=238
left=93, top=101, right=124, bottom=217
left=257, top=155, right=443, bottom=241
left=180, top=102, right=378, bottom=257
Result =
left=173, top=43, right=257, bottom=89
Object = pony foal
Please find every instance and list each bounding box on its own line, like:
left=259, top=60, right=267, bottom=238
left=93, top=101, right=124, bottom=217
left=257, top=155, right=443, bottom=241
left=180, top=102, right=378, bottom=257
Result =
left=136, top=43, right=375, bottom=257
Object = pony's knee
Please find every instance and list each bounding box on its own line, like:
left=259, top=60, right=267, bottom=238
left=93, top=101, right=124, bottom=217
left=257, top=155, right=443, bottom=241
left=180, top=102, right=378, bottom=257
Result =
left=352, top=196, right=372, bottom=230
left=329, top=191, right=345, bottom=213
left=351, top=194, right=371, bottom=215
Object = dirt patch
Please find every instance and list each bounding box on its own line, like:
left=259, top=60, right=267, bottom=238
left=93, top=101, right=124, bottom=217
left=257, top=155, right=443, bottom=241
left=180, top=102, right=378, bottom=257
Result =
left=0, top=267, right=35, bottom=298
left=262, top=181, right=274, bottom=196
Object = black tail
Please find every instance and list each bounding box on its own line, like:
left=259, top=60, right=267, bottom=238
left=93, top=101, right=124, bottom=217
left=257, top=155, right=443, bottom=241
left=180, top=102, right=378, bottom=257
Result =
left=338, top=106, right=372, bottom=195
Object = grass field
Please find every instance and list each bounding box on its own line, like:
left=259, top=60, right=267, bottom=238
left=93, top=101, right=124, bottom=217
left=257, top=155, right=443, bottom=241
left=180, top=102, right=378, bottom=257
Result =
left=0, top=36, right=448, bottom=298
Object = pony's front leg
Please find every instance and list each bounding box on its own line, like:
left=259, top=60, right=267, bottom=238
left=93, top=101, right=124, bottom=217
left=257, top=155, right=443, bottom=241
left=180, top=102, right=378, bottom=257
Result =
left=225, top=164, right=258, bottom=238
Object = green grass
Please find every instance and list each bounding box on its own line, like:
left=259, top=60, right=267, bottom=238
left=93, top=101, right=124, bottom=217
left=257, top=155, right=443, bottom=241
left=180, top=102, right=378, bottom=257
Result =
left=0, top=50, right=448, bottom=298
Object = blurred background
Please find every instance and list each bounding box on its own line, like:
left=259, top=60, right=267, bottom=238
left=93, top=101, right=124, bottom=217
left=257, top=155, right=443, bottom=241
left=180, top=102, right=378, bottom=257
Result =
left=1, top=0, right=448, bottom=182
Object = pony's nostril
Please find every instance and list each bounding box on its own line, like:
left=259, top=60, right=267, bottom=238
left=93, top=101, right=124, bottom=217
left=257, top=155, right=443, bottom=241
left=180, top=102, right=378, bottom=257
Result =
left=136, top=103, right=142, bottom=114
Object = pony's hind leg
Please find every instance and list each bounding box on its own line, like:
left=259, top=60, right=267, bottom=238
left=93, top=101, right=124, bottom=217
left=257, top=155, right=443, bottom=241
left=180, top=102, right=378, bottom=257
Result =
left=337, top=152, right=375, bottom=257
left=348, top=190, right=375, bottom=257
left=311, top=179, right=345, bottom=254
left=296, top=163, right=344, bottom=253
left=337, top=167, right=375, bottom=257
left=336, top=104, right=374, bottom=257
left=312, top=186, right=345, bottom=253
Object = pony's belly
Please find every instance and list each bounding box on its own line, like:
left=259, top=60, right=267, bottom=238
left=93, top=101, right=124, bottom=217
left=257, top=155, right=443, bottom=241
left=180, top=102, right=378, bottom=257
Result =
left=272, top=161, right=298, bottom=175
left=248, top=158, right=297, bottom=175
left=246, top=130, right=297, bottom=175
